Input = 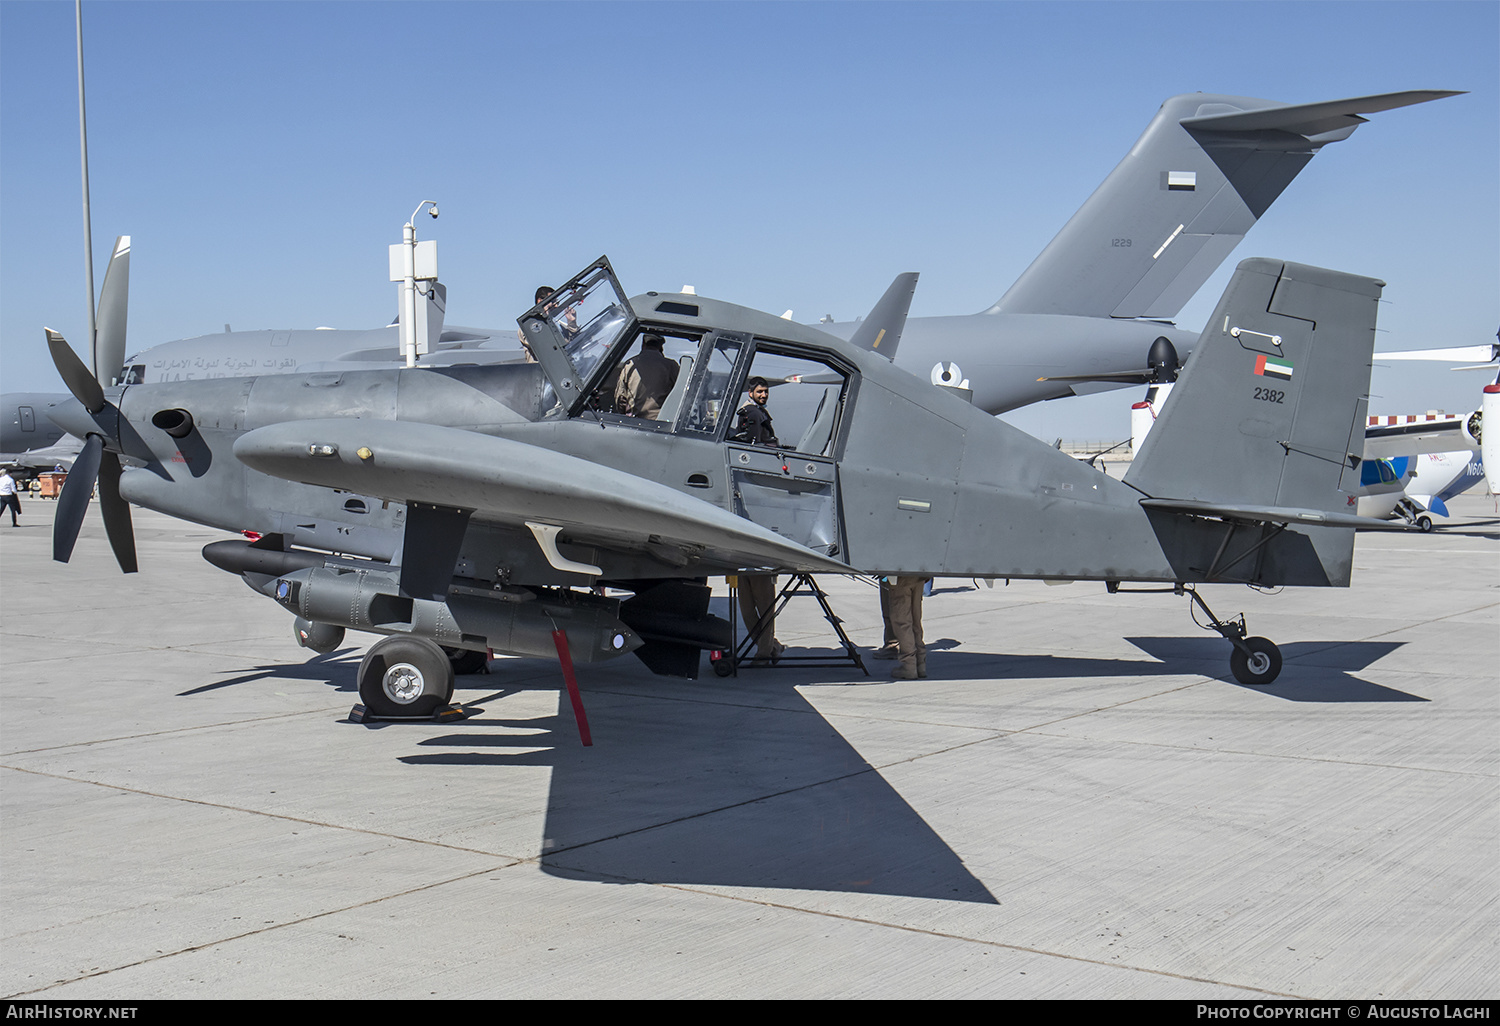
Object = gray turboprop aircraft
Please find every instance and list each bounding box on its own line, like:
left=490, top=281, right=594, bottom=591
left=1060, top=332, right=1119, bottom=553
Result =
left=46, top=252, right=1399, bottom=717
left=2, top=86, right=1455, bottom=464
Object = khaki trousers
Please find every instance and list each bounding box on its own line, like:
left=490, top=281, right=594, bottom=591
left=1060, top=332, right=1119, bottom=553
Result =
left=736, top=574, right=779, bottom=657
left=885, top=576, right=928, bottom=673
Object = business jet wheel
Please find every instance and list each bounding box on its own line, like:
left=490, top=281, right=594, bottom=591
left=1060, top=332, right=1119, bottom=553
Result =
left=443, top=646, right=489, bottom=676
left=1416, top=515, right=1433, bottom=532
left=358, top=636, right=454, bottom=717
left=1230, top=637, right=1282, bottom=686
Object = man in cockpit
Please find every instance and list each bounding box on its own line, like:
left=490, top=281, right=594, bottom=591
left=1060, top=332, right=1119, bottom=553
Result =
left=732, top=377, right=778, bottom=446
left=614, top=334, right=680, bottom=420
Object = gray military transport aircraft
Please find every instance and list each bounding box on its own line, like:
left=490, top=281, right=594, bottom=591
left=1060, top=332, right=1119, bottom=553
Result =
left=44, top=251, right=1401, bottom=716
left=821, top=89, right=1459, bottom=412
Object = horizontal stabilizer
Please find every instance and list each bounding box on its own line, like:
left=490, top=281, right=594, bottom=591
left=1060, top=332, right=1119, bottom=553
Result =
left=1139, top=498, right=1410, bottom=531
left=1180, top=90, right=1464, bottom=137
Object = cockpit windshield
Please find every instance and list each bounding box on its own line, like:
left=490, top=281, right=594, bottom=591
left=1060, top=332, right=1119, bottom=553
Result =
left=550, top=266, right=633, bottom=391
left=520, top=257, right=640, bottom=417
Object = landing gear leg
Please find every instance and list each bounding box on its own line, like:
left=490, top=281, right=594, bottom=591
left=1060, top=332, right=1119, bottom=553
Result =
left=443, top=646, right=490, bottom=676
left=1186, top=588, right=1283, bottom=686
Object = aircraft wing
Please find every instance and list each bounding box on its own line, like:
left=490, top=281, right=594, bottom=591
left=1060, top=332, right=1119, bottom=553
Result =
left=1363, top=413, right=1479, bottom=459
left=1374, top=345, right=1497, bottom=363
left=233, top=419, right=852, bottom=575
left=0, top=436, right=83, bottom=472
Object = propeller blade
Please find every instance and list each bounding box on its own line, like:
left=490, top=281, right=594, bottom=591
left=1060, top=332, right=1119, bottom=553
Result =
left=1037, top=368, right=1151, bottom=384
left=53, top=434, right=103, bottom=564
left=97, top=452, right=138, bottom=574
left=46, top=328, right=106, bottom=414
left=94, top=235, right=131, bottom=387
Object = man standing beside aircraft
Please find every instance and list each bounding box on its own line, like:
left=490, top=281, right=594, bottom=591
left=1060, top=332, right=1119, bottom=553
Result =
left=732, top=377, right=782, bottom=664
left=883, top=576, right=929, bottom=680
left=0, top=468, right=21, bottom=527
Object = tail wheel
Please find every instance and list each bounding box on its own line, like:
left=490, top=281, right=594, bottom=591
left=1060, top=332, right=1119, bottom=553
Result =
left=1230, top=636, right=1282, bottom=686
left=358, top=636, right=454, bottom=717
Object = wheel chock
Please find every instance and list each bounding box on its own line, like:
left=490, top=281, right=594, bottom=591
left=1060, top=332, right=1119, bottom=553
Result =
left=348, top=703, right=470, bottom=724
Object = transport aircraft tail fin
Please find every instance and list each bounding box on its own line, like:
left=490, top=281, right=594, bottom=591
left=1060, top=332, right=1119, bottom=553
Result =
left=989, top=91, right=1458, bottom=321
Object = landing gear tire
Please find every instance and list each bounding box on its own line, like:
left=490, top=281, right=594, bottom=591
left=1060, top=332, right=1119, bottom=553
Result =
left=1416, top=515, right=1433, bottom=532
left=443, top=646, right=489, bottom=676
left=358, top=636, right=455, bottom=717
left=1230, top=636, right=1282, bottom=686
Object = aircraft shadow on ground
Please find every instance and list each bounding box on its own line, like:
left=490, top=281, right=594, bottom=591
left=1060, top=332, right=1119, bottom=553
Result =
left=1123, top=636, right=1424, bottom=702
left=175, top=648, right=361, bottom=696
left=181, top=628, right=1416, bottom=901
left=922, top=636, right=1421, bottom=702
left=1428, top=520, right=1500, bottom=538
left=396, top=660, right=998, bottom=904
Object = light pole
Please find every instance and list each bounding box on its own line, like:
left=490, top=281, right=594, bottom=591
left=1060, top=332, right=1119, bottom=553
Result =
left=395, top=201, right=439, bottom=367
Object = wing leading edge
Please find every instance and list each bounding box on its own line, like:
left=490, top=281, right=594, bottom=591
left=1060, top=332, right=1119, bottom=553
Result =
left=233, top=419, right=852, bottom=576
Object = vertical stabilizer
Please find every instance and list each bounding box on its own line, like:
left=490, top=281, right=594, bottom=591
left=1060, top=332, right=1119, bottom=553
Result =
left=1125, top=259, right=1384, bottom=514
left=848, top=272, right=919, bottom=360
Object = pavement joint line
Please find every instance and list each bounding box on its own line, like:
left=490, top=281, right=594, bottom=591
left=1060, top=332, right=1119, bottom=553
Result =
left=532, top=765, right=900, bottom=859
left=631, top=878, right=1305, bottom=999
left=0, top=764, right=534, bottom=861
left=2, top=862, right=514, bottom=999
left=1345, top=601, right=1498, bottom=639
left=1009, top=728, right=1498, bottom=778
left=0, top=705, right=361, bottom=757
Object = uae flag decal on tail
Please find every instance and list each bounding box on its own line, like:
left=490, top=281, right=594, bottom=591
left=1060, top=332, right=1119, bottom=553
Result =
left=1254, top=354, right=1294, bottom=380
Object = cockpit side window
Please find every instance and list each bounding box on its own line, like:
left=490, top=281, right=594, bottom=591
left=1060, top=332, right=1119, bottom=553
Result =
left=728, top=345, right=850, bottom=457
left=590, top=330, right=701, bottom=425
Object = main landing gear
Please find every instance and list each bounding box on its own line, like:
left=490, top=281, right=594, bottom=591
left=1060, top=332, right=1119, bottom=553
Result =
left=1185, top=587, right=1282, bottom=686
left=356, top=635, right=456, bottom=717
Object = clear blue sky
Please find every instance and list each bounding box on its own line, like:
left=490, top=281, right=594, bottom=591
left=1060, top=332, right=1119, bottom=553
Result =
left=2, top=1, right=1495, bottom=440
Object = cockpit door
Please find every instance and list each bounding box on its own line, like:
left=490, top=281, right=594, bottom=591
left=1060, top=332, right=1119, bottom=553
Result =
left=517, top=256, right=639, bottom=417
